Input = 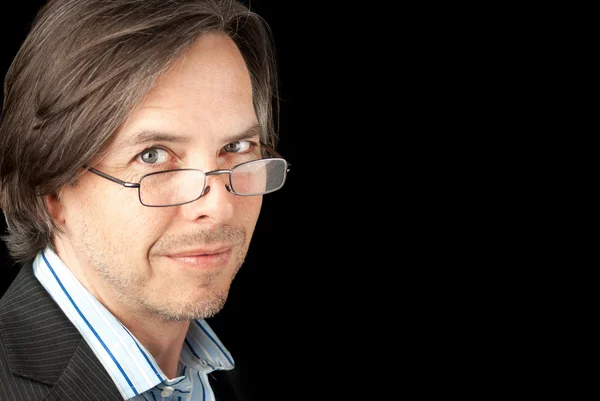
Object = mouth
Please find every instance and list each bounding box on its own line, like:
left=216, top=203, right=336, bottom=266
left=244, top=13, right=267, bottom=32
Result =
left=165, top=247, right=233, bottom=269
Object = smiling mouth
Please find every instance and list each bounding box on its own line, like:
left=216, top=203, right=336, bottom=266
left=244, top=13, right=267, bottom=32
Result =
left=166, top=249, right=232, bottom=269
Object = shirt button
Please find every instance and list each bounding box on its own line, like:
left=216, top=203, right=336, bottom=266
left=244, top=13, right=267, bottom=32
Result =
left=161, top=386, right=174, bottom=397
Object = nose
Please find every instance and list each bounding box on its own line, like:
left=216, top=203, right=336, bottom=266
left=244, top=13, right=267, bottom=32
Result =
left=180, top=172, right=234, bottom=224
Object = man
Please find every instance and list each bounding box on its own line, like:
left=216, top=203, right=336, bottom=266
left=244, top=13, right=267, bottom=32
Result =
left=0, top=1, right=290, bottom=400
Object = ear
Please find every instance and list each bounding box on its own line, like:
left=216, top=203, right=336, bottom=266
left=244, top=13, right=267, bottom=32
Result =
left=45, top=193, right=65, bottom=226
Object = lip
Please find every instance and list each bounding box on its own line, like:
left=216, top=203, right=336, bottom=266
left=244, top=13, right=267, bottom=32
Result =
left=168, top=245, right=233, bottom=258
left=165, top=246, right=233, bottom=269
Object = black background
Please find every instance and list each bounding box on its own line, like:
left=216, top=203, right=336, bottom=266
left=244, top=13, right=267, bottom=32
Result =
left=0, top=1, right=302, bottom=399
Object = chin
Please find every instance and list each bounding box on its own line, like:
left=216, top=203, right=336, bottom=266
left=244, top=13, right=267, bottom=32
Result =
left=150, top=288, right=230, bottom=321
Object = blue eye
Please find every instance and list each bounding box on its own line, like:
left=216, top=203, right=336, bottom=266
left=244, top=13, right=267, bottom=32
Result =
left=224, top=141, right=252, bottom=153
left=139, top=148, right=169, bottom=164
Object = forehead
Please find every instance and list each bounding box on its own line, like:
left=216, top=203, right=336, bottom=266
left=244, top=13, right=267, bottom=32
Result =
left=110, top=33, right=257, bottom=150
left=143, top=33, right=253, bottom=109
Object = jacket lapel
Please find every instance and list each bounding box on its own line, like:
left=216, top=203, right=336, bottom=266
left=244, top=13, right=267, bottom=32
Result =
left=0, top=262, right=122, bottom=400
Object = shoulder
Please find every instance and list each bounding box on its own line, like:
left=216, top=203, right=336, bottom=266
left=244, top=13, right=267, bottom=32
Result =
left=0, top=263, right=70, bottom=400
left=0, top=262, right=122, bottom=401
left=0, top=335, right=52, bottom=401
left=0, top=261, right=41, bottom=312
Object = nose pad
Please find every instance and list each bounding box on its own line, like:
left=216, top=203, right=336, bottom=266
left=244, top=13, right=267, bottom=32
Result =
left=200, top=183, right=233, bottom=199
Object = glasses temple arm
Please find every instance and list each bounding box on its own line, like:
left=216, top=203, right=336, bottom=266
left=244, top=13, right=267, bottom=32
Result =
left=83, top=165, right=140, bottom=188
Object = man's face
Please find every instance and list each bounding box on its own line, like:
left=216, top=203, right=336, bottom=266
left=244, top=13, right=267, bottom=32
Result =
left=52, top=34, right=262, bottom=321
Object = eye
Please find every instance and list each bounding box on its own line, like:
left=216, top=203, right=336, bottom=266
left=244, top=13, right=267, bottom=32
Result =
left=138, top=148, right=169, bottom=165
left=223, top=141, right=252, bottom=153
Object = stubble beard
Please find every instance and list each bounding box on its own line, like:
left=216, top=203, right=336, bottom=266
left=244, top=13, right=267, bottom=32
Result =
left=78, top=223, right=248, bottom=322
left=142, top=243, right=247, bottom=322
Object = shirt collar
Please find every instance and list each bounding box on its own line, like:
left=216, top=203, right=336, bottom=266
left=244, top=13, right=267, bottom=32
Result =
left=33, top=247, right=234, bottom=400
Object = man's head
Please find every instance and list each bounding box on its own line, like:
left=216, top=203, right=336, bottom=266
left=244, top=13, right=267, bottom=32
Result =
left=0, top=0, right=278, bottom=261
left=0, top=0, right=282, bottom=320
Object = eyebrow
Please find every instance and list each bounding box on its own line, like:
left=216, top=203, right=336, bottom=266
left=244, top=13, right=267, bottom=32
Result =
left=227, top=123, right=263, bottom=143
left=117, top=130, right=189, bottom=149
left=118, top=123, right=263, bottom=149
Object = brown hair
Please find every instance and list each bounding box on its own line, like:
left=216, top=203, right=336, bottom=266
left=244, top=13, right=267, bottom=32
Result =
left=0, top=0, right=279, bottom=263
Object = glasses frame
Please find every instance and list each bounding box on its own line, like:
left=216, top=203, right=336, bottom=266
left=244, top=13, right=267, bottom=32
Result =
left=84, top=142, right=291, bottom=207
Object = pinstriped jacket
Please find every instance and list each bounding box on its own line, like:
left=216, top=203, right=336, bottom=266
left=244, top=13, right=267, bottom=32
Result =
left=0, top=263, right=244, bottom=401
left=0, top=261, right=123, bottom=401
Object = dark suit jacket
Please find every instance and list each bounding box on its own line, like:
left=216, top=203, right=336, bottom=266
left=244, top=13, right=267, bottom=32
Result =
left=0, top=262, right=245, bottom=401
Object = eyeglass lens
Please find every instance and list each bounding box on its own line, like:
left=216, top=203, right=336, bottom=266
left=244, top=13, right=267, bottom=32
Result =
left=138, top=158, right=287, bottom=206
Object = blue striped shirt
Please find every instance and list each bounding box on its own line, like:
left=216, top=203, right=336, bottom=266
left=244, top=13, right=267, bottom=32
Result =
left=33, top=247, right=235, bottom=401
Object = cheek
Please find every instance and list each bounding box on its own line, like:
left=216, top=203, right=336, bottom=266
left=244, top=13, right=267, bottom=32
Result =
left=73, top=182, right=174, bottom=251
left=235, top=196, right=263, bottom=232
left=117, top=204, right=176, bottom=249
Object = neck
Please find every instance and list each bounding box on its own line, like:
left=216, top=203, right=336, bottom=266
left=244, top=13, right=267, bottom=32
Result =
left=119, top=313, right=191, bottom=378
left=94, top=287, right=191, bottom=378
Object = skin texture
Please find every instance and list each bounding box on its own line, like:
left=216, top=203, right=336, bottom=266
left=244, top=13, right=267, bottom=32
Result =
left=46, top=33, right=263, bottom=377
